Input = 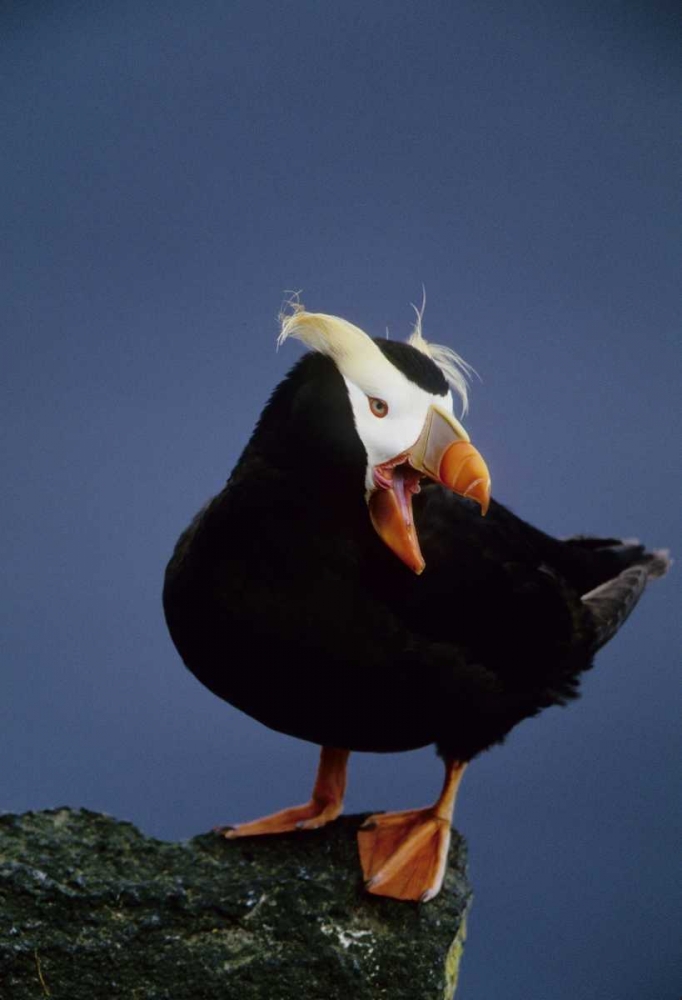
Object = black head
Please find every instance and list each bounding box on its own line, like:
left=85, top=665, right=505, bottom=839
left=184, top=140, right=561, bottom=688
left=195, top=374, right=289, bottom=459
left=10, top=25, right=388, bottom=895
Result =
left=374, top=339, right=449, bottom=396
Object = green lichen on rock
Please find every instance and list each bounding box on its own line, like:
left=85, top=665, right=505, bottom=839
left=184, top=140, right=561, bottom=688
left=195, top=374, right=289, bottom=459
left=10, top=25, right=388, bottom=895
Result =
left=0, top=808, right=471, bottom=999
left=443, top=911, right=468, bottom=999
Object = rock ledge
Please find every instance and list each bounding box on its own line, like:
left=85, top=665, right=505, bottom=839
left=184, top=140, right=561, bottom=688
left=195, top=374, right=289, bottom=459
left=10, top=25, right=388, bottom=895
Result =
left=0, top=808, right=471, bottom=999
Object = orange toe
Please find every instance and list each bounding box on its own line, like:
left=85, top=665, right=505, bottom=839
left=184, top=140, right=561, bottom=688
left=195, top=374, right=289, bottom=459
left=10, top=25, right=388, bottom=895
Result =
left=218, top=745, right=349, bottom=839
left=219, top=797, right=342, bottom=838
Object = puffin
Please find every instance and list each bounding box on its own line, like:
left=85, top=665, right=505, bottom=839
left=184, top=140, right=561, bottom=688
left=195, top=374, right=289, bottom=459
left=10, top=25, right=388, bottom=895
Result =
left=163, top=303, right=669, bottom=903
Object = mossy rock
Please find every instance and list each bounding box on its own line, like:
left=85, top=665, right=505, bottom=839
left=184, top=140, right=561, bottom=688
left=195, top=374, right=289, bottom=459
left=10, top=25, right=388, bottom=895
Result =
left=0, top=808, right=471, bottom=999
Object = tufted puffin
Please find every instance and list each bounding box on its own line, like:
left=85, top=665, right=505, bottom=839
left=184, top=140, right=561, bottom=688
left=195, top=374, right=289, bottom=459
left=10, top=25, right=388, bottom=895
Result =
left=163, top=304, right=669, bottom=902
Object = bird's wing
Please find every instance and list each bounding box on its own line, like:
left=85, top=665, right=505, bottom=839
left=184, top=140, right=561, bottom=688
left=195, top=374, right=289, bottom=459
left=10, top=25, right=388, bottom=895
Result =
left=413, top=491, right=670, bottom=664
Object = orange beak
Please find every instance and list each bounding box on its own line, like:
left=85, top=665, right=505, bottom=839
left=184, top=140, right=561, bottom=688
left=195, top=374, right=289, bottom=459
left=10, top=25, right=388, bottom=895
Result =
left=368, top=405, right=491, bottom=574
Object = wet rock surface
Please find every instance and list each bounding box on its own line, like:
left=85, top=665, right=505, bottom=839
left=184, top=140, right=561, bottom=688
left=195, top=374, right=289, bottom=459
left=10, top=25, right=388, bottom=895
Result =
left=0, top=808, right=471, bottom=999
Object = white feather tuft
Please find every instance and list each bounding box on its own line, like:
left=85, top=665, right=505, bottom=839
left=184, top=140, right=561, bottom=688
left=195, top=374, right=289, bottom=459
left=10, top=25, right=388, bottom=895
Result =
left=407, top=295, right=474, bottom=415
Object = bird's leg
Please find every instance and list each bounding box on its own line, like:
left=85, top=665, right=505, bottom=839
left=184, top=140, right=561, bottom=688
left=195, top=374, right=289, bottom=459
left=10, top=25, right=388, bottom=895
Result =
left=357, top=758, right=466, bottom=902
left=219, top=746, right=349, bottom=839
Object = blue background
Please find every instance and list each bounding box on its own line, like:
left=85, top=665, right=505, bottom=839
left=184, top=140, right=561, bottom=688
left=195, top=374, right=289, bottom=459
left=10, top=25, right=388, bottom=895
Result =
left=2, top=3, right=680, bottom=997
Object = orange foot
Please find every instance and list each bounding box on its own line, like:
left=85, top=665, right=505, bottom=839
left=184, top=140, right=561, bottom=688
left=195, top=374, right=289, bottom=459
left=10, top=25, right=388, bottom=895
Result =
left=357, top=759, right=466, bottom=902
left=358, top=808, right=452, bottom=901
left=217, top=746, right=349, bottom=839
left=219, top=797, right=342, bottom=838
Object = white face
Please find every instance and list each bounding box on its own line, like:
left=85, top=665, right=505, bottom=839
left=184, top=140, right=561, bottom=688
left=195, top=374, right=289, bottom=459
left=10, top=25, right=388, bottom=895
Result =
left=343, top=374, right=455, bottom=493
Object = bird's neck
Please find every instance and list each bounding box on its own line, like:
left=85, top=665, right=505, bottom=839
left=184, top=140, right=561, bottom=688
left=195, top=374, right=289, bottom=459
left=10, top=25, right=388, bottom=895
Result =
left=230, top=352, right=369, bottom=523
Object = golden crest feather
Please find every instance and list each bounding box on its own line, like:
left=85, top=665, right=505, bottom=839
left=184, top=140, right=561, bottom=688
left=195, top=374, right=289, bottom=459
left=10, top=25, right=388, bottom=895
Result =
left=407, top=299, right=473, bottom=414
left=278, top=297, right=472, bottom=412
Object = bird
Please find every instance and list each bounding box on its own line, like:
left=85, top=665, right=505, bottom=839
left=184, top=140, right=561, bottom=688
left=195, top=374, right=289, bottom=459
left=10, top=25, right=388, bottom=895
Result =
left=162, top=302, right=669, bottom=903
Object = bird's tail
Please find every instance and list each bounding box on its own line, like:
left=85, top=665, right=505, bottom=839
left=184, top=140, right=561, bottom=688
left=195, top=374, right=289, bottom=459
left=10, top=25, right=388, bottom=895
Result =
left=578, top=542, right=671, bottom=651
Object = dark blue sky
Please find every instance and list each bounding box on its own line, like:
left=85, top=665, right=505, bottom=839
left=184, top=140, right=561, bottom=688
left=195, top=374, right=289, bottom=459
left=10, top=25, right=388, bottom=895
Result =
left=2, top=3, right=680, bottom=997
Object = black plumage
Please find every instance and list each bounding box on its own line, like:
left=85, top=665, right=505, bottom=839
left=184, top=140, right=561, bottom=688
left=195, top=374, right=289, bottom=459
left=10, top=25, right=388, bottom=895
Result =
left=163, top=326, right=668, bottom=900
left=164, top=348, right=665, bottom=757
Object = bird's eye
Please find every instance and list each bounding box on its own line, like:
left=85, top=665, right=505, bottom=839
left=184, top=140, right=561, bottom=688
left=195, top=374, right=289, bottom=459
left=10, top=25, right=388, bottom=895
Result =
left=368, top=397, right=389, bottom=418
